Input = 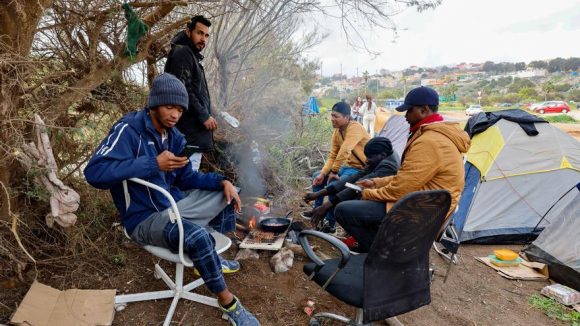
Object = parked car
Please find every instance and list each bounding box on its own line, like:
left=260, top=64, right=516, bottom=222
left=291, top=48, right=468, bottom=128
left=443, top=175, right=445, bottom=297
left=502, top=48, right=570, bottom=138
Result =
left=533, top=101, right=570, bottom=114
left=466, top=104, right=483, bottom=116
left=530, top=102, right=545, bottom=111
left=498, top=103, right=513, bottom=108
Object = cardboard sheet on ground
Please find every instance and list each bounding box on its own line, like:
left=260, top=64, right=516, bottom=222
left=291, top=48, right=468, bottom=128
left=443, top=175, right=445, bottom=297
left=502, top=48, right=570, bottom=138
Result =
left=475, top=256, right=549, bottom=281
left=11, top=281, right=115, bottom=326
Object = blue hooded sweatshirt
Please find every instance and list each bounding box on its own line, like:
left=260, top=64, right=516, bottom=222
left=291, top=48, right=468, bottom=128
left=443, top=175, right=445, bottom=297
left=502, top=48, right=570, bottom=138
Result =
left=84, top=108, right=224, bottom=234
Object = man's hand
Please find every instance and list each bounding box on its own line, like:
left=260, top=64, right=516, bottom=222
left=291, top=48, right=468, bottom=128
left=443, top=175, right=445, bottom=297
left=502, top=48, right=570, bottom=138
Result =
left=327, top=172, right=339, bottom=182
left=312, top=173, right=325, bottom=186
left=311, top=201, right=332, bottom=228
left=222, top=180, right=241, bottom=213
left=356, top=179, right=376, bottom=189
left=157, top=150, right=189, bottom=172
left=303, top=192, right=318, bottom=203
left=203, top=116, right=218, bottom=130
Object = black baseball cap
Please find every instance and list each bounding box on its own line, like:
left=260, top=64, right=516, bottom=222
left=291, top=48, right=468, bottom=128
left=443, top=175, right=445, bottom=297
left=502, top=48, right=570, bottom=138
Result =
left=396, top=86, right=440, bottom=112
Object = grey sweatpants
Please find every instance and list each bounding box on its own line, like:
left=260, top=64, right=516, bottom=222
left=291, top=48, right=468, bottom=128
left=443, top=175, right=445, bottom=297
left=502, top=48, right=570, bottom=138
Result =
left=131, top=189, right=228, bottom=248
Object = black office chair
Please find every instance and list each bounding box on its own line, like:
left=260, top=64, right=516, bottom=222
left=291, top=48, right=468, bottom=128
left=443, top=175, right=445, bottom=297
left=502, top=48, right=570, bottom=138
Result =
left=300, top=190, right=451, bottom=325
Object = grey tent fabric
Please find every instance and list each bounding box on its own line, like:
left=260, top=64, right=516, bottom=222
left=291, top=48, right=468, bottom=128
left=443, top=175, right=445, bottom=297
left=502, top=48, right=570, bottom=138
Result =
left=524, top=187, right=580, bottom=290
left=460, top=170, right=579, bottom=242
left=377, top=115, right=409, bottom=158
left=457, top=119, right=580, bottom=243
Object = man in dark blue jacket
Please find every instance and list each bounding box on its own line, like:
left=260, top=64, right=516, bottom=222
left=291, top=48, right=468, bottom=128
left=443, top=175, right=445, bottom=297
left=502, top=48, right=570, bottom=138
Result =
left=84, top=74, right=259, bottom=326
left=303, top=137, right=400, bottom=228
left=165, top=15, right=216, bottom=171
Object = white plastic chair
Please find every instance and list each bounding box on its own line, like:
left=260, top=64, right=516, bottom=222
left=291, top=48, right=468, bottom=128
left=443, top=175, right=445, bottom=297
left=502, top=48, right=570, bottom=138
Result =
left=114, top=178, right=231, bottom=326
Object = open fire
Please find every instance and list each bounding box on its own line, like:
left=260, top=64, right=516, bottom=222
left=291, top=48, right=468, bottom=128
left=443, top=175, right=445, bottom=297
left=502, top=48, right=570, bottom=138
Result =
left=248, top=217, right=257, bottom=230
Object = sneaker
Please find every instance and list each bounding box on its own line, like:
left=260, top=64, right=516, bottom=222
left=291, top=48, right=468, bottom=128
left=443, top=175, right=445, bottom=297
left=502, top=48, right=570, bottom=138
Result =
left=221, top=297, right=260, bottom=326
left=194, top=256, right=241, bottom=276
left=219, top=256, right=241, bottom=274
left=317, top=223, right=336, bottom=235
left=300, top=211, right=313, bottom=221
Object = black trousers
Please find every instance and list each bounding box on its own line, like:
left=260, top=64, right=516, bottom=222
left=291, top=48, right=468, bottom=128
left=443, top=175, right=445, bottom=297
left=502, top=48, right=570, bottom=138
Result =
left=335, top=200, right=387, bottom=253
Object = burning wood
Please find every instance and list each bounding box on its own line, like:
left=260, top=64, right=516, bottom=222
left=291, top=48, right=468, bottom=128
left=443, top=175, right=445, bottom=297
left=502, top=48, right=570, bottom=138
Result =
left=248, top=216, right=257, bottom=230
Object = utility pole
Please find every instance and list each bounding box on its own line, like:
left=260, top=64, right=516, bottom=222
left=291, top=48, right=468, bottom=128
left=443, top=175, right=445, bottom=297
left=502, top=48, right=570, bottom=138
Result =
left=357, top=67, right=359, bottom=97
left=376, top=70, right=379, bottom=95
left=340, top=63, right=344, bottom=99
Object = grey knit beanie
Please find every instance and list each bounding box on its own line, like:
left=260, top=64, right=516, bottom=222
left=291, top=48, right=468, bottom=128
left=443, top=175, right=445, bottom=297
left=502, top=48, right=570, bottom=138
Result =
left=147, top=73, right=189, bottom=110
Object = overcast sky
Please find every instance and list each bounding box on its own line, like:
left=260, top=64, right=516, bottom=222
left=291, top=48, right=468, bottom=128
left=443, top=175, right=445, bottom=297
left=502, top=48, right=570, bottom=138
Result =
left=303, top=0, right=580, bottom=77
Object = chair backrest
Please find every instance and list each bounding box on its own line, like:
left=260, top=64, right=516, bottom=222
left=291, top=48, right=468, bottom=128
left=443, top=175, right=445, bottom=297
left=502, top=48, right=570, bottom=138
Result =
left=123, top=178, right=192, bottom=267
left=362, top=190, right=451, bottom=323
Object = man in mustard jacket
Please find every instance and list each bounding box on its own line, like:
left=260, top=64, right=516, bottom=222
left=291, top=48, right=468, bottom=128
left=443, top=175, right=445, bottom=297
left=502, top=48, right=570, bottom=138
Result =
left=306, top=102, right=370, bottom=233
left=335, top=87, right=470, bottom=252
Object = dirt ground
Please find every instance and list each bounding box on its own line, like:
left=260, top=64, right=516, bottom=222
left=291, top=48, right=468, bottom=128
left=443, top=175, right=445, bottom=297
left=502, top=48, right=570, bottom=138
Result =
left=0, top=224, right=569, bottom=326
left=1, top=115, right=577, bottom=326
left=110, top=242, right=568, bottom=326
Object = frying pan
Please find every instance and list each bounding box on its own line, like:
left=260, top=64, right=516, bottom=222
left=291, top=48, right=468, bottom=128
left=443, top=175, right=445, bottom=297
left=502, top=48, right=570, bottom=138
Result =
left=259, top=211, right=292, bottom=233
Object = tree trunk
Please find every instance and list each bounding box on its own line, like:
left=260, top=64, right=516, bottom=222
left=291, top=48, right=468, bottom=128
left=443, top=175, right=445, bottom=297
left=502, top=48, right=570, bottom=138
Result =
left=0, top=1, right=54, bottom=57
left=0, top=0, right=55, bottom=221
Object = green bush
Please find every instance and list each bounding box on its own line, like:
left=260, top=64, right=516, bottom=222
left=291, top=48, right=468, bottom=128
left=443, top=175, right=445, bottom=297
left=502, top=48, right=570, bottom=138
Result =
left=542, top=114, right=578, bottom=124
left=528, top=294, right=580, bottom=324
left=318, top=97, right=340, bottom=109
left=264, top=114, right=333, bottom=193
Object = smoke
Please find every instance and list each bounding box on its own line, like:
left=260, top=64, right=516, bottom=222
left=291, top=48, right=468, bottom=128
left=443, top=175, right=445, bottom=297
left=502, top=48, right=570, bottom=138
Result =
left=226, top=105, right=294, bottom=200
left=234, top=140, right=266, bottom=198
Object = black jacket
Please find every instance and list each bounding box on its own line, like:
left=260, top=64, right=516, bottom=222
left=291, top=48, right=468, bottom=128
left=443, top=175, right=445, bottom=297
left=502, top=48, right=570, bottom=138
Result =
left=164, top=31, right=213, bottom=153
left=326, top=152, right=400, bottom=205
left=464, top=109, right=547, bottom=138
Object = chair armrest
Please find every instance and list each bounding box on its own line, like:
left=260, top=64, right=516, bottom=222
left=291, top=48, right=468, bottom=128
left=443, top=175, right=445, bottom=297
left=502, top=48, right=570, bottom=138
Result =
left=126, top=178, right=193, bottom=268
left=298, top=229, right=351, bottom=273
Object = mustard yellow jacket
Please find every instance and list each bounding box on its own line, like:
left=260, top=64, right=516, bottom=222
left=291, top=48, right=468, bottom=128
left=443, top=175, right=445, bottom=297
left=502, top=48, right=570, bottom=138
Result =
left=362, top=121, right=470, bottom=216
left=321, top=121, right=370, bottom=175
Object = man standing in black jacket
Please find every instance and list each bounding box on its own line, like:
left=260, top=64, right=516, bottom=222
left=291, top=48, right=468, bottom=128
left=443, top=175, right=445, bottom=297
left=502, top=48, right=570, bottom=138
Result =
left=165, top=15, right=217, bottom=170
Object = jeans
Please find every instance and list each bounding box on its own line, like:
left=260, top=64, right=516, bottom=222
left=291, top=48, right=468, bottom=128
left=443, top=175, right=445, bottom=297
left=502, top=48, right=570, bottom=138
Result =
left=335, top=200, right=386, bottom=252
left=312, top=166, right=362, bottom=227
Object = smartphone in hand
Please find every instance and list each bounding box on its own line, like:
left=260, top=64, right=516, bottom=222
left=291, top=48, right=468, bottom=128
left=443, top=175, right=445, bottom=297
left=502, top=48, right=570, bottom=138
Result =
left=345, top=182, right=362, bottom=192
left=179, top=145, right=197, bottom=158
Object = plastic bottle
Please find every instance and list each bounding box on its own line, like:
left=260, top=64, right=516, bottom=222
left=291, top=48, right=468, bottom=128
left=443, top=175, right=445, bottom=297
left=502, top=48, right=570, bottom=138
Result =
left=220, top=111, right=240, bottom=128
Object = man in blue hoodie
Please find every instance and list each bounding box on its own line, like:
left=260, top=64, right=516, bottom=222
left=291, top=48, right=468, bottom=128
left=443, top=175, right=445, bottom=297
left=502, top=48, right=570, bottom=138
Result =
left=84, top=74, right=259, bottom=326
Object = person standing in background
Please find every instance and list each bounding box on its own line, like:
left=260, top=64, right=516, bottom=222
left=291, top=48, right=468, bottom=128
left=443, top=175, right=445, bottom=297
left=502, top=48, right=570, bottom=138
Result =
left=165, top=15, right=217, bottom=171
left=352, top=96, right=363, bottom=123
left=360, top=94, right=377, bottom=137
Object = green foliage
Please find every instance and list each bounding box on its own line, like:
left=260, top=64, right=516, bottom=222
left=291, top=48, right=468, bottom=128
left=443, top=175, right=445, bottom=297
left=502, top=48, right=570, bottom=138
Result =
left=567, top=89, right=580, bottom=102
left=554, top=83, right=572, bottom=92
left=21, top=169, right=51, bottom=202
left=110, top=253, right=126, bottom=266
left=296, top=58, right=320, bottom=95
left=439, top=84, right=459, bottom=101
left=265, top=114, right=333, bottom=190
left=518, top=87, right=539, bottom=100
left=508, top=78, right=536, bottom=93
left=528, top=294, right=580, bottom=325
left=377, top=88, right=404, bottom=100
left=497, top=76, right=513, bottom=87
left=529, top=60, right=548, bottom=70
left=542, top=115, right=578, bottom=124
left=318, top=97, right=340, bottom=110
